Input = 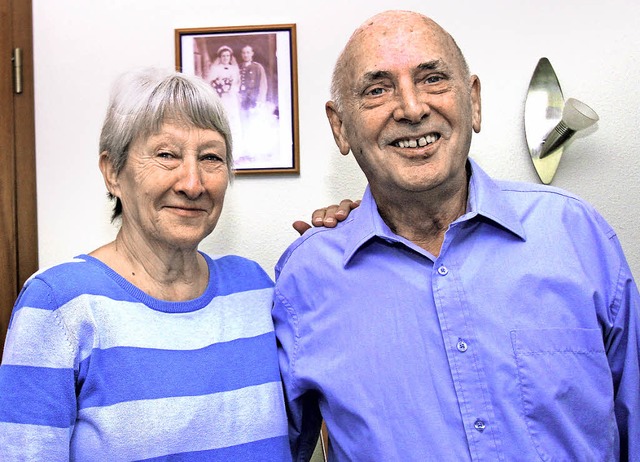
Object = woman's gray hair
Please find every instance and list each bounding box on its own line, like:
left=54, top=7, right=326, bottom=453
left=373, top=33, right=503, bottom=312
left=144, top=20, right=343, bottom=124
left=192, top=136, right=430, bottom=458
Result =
left=99, top=67, right=233, bottom=220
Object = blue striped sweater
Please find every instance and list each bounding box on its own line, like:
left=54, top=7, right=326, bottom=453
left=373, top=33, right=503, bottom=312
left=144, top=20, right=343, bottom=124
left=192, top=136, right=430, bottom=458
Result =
left=0, top=253, right=291, bottom=461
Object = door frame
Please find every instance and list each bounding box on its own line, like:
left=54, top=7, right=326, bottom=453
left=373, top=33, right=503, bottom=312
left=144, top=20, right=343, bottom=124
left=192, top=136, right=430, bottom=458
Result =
left=0, top=0, right=38, bottom=358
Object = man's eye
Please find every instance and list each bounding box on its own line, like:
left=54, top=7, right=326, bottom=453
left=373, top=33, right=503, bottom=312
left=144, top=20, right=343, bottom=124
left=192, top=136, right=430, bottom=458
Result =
left=425, top=75, right=444, bottom=84
left=366, top=87, right=386, bottom=97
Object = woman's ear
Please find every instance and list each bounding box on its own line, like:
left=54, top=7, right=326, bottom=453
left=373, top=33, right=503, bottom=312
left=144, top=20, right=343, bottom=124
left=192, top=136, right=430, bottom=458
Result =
left=98, top=151, right=119, bottom=197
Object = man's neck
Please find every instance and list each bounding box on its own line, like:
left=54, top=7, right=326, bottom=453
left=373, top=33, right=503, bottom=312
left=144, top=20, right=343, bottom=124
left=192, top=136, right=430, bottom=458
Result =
left=373, top=180, right=469, bottom=257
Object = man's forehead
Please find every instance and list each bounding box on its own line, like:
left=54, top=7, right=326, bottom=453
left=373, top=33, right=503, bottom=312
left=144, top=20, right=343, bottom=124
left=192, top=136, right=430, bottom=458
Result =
left=349, top=19, right=450, bottom=60
left=354, top=12, right=443, bottom=41
left=345, top=22, right=460, bottom=76
left=348, top=39, right=451, bottom=78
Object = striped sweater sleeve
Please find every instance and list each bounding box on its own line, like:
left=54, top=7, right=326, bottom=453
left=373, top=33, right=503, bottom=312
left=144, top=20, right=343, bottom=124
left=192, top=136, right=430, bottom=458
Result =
left=0, top=277, right=77, bottom=461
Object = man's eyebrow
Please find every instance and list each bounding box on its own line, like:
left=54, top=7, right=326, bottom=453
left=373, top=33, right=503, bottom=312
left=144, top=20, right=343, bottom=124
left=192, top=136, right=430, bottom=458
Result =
left=417, top=60, right=443, bottom=71
left=361, top=70, right=393, bottom=83
left=360, top=59, right=444, bottom=84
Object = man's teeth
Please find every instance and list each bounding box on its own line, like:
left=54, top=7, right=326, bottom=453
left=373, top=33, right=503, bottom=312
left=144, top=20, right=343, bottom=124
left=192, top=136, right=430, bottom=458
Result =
left=396, top=134, right=438, bottom=148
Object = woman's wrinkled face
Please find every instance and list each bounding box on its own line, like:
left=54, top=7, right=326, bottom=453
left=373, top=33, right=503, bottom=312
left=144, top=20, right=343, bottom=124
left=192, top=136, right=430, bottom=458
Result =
left=105, top=121, right=229, bottom=252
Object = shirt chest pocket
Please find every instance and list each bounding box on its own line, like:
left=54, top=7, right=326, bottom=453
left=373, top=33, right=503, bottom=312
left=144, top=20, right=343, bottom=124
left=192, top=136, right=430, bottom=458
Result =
left=510, top=328, right=618, bottom=462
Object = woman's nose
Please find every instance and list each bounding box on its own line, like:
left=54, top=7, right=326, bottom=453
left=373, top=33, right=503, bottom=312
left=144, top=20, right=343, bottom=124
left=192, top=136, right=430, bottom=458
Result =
left=175, top=159, right=205, bottom=199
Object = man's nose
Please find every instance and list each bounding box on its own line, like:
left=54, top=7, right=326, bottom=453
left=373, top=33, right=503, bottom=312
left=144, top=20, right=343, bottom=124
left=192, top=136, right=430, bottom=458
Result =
left=393, top=84, right=430, bottom=124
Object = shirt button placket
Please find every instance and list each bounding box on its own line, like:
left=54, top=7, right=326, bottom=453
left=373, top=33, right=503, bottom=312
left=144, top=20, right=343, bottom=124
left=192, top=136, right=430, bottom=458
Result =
left=435, top=260, right=497, bottom=454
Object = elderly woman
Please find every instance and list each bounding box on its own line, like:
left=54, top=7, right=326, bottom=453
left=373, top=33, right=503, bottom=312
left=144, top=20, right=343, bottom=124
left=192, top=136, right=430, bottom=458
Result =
left=0, top=68, right=292, bottom=460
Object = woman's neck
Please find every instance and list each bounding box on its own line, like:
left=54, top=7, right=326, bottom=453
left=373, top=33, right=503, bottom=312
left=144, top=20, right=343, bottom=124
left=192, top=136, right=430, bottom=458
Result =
left=89, top=228, right=209, bottom=301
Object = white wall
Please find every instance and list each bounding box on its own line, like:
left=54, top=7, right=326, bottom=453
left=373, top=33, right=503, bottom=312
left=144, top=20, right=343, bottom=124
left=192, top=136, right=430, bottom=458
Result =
left=33, top=0, right=640, bottom=279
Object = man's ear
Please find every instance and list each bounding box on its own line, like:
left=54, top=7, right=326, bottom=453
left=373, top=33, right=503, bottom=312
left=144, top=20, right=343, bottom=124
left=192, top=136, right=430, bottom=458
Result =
left=470, top=75, right=482, bottom=134
left=325, top=101, right=351, bottom=156
left=98, top=151, right=119, bottom=197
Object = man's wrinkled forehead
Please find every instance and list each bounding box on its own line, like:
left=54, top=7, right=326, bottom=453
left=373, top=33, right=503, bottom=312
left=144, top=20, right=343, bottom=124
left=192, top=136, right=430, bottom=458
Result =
left=350, top=11, right=444, bottom=44
left=345, top=16, right=458, bottom=75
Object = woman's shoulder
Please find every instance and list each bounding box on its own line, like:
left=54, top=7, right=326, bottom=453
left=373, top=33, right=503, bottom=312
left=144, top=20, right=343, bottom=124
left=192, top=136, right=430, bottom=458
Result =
left=203, top=253, right=266, bottom=274
left=26, top=255, right=97, bottom=283
left=19, top=255, right=118, bottom=309
left=202, top=253, right=274, bottom=291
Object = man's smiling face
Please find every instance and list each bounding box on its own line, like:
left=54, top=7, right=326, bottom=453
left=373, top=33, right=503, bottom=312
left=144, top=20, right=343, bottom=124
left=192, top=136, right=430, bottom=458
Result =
left=326, top=11, right=481, bottom=199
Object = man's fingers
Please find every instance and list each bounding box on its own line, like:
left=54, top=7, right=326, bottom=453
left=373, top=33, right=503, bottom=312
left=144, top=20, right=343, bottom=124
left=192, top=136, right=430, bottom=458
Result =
left=292, top=220, right=312, bottom=236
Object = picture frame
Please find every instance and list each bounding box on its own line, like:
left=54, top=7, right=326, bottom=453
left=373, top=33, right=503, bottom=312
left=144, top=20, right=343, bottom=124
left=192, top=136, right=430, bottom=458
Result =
left=175, top=24, right=299, bottom=175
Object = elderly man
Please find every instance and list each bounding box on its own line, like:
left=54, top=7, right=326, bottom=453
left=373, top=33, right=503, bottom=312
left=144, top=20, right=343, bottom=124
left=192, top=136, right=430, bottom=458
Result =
left=273, top=10, right=639, bottom=462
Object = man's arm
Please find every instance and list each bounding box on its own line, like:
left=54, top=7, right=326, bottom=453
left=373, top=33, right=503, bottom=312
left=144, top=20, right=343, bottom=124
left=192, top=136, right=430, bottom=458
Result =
left=257, top=63, right=268, bottom=103
left=605, top=248, right=640, bottom=461
left=273, top=286, right=323, bottom=461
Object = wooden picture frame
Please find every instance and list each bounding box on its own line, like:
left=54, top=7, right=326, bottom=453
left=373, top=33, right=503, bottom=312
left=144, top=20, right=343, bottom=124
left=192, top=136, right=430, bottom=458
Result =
left=176, top=24, right=299, bottom=175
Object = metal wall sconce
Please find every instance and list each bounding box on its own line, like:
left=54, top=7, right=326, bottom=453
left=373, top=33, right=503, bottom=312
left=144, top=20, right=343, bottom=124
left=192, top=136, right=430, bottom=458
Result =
left=524, top=58, right=599, bottom=184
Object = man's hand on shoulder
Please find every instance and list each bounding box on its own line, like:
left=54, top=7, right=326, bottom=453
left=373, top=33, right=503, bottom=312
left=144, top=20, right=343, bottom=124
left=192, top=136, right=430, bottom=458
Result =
left=293, top=199, right=361, bottom=235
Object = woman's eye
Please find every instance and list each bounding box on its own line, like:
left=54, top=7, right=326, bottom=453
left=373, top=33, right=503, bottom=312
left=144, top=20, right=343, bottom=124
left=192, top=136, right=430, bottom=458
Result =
left=157, top=151, right=174, bottom=159
left=202, top=154, right=225, bottom=163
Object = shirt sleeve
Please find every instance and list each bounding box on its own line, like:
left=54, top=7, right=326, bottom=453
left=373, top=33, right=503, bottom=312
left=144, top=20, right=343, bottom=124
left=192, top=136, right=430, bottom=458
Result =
left=603, top=236, right=640, bottom=461
left=273, top=284, right=323, bottom=462
left=0, top=277, right=77, bottom=461
left=258, top=64, right=267, bottom=103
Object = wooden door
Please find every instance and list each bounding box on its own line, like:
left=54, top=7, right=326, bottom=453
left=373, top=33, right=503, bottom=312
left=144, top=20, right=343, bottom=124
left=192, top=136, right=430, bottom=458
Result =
left=0, top=0, right=38, bottom=358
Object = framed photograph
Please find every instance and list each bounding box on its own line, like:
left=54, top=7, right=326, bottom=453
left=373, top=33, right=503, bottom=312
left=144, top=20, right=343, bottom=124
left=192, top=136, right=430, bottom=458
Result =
left=175, top=24, right=299, bottom=175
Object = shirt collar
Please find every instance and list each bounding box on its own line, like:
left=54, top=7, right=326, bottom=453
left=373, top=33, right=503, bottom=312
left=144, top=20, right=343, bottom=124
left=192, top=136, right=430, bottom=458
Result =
left=343, top=158, right=526, bottom=265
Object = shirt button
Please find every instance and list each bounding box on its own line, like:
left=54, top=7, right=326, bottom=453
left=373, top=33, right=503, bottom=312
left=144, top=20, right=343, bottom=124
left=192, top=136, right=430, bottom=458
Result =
left=456, top=339, right=468, bottom=352
left=474, top=419, right=486, bottom=432
left=437, top=266, right=449, bottom=276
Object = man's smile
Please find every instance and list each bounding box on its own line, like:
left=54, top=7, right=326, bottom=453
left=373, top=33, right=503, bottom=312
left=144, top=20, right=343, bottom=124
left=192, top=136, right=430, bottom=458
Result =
left=393, top=133, right=440, bottom=148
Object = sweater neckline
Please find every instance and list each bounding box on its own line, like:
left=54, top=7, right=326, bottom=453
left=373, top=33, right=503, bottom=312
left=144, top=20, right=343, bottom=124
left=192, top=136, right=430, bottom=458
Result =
left=77, top=252, right=217, bottom=313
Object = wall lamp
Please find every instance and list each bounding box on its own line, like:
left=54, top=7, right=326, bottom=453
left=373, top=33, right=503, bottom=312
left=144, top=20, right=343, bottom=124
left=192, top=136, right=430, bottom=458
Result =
left=524, top=57, right=599, bottom=184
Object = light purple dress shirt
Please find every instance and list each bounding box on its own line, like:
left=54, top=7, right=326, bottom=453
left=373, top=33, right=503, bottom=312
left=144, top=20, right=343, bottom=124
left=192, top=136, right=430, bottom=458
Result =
left=273, top=159, right=639, bottom=462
